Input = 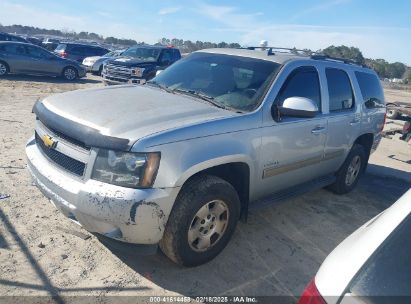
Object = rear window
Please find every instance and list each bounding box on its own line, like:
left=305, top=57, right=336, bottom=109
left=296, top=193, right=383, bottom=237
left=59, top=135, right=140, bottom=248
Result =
left=349, top=214, right=411, bottom=300
left=355, top=71, right=385, bottom=109
left=326, top=68, right=355, bottom=111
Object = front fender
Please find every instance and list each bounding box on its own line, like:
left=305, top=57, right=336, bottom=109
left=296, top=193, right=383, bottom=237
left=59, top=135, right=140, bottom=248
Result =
left=146, top=130, right=260, bottom=189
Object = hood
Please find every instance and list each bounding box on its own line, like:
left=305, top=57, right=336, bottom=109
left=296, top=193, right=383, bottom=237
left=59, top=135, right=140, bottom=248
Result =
left=106, top=56, right=157, bottom=67
left=84, top=56, right=100, bottom=62
left=35, top=85, right=234, bottom=150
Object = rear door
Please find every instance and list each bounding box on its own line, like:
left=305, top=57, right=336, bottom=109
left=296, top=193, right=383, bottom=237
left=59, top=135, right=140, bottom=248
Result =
left=322, top=66, right=361, bottom=174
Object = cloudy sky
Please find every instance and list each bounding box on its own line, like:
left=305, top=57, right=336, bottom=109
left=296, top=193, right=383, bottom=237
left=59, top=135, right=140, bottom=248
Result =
left=1, top=0, right=410, bottom=64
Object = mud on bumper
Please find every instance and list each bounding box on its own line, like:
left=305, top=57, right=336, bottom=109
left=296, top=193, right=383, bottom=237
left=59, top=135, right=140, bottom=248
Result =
left=26, top=138, right=179, bottom=245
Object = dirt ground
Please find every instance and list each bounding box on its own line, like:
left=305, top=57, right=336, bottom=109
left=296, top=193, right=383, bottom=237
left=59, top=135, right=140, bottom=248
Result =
left=0, top=74, right=410, bottom=303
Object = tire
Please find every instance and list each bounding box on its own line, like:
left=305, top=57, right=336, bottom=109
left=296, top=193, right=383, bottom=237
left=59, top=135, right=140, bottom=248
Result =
left=160, top=175, right=240, bottom=267
left=62, top=66, right=78, bottom=81
left=386, top=108, right=399, bottom=120
left=0, top=61, right=9, bottom=77
left=327, top=144, right=367, bottom=194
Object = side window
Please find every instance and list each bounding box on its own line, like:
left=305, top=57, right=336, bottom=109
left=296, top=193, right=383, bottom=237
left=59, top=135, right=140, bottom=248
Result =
left=172, top=49, right=181, bottom=61
left=355, top=71, right=385, bottom=108
left=26, top=46, right=48, bottom=58
left=70, top=47, right=84, bottom=55
left=160, top=50, right=173, bottom=64
left=326, top=68, right=354, bottom=111
left=276, top=66, right=321, bottom=110
left=4, top=44, right=26, bottom=55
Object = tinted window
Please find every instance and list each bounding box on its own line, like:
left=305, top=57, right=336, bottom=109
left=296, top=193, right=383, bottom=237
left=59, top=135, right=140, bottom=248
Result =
left=172, top=49, right=181, bottom=61
left=276, top=66, right=321, bottom=109
left=0, top=44, right=26, bottom=55
left=160, top=49, right=173, bottom=64
left=355, top=71, right=385, bottom=109
left=26, top=46, right=49, bottom=58
left=70, top=46, right=85, bottom=55
left=350, top=214, right=411, bottom=301
left=151, top=52, right=280, bottom=112
left=326, top=68, right=354, bottom=111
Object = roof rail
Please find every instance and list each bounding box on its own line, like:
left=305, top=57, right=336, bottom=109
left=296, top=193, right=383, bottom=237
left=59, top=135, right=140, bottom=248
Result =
left=310, top=54, right=367, bottom=67
left=241, top=46, right=368, bottom=67
left=243, top=46, right=315, bottom=56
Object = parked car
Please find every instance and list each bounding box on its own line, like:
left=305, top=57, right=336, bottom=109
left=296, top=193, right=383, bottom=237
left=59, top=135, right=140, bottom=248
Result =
left=386, top=101, right=411, bottom=119
left=0, top=42, right=86, bottom=80
left=299, top=188, right=411, bottom=304
left=0, top=32, right=28, bottom=43
left=54, top=42, right=110, bottom=63
left=102, top=45, right=181, bottom=84
left=26, top=48, right=385, bottom=266
left=82, top=50, right=124, bottom=75
left=42, top=38, right=61, bottom=51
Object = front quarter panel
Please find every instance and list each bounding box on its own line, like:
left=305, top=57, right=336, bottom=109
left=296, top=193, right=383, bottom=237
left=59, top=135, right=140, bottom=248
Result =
left=131, top=113, right=262, bottom=199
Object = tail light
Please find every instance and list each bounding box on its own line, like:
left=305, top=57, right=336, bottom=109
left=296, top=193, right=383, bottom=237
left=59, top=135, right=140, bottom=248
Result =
left=298, top=279, right=326, bottom=304
left=403, top=121, right=410, bottom=134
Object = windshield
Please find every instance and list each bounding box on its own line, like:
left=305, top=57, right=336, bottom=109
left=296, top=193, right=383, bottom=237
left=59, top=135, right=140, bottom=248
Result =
left=150, top=52, right=280, bottom=112
left=121, top=47, right=161, bottom=61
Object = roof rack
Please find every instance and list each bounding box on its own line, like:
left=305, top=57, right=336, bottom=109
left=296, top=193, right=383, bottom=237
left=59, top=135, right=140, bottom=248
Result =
left=241, top=46, right=367, bottom=67
left=310, top=54, right=367, bottom=67
left=244, top=46, right=314, bottom=56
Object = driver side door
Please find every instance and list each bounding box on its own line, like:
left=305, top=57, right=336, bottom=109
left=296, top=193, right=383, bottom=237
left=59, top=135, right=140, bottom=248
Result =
left=256, top=66, right=328, bottom=199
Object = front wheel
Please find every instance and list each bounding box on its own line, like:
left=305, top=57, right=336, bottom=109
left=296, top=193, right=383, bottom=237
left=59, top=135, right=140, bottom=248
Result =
left=62, top=66, right=78, bottom=81
left=160, top=175, right=240, bottom=267
left=327, top=144, right=367, bottom=194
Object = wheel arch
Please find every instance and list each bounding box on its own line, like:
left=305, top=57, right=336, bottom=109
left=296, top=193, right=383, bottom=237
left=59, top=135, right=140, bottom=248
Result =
left=353, top=133, right=374, bottom=166
left=176, top=159, right=251, bottom=221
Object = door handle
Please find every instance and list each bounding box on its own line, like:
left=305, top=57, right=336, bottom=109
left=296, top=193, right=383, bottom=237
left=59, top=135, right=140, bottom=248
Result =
left=311, top=126, right=326, bottom=134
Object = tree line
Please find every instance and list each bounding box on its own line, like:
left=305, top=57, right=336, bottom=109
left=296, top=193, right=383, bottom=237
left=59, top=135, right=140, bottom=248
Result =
left=1, top=24, right=408, bottom=80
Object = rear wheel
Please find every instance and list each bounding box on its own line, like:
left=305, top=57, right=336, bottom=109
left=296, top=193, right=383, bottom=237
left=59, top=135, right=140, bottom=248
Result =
left=0, top=61, right=9, bottom=76
left=160, top=175, right=240, bottom=266
left=62, top=66, right=78, bottom=81
left=327, top=144, right=367, bottom=194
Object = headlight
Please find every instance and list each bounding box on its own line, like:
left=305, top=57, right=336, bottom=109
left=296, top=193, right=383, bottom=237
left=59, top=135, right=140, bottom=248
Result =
left=131, top=67, right=145, bottom=77
left=91, top=149, right=161, bottom=188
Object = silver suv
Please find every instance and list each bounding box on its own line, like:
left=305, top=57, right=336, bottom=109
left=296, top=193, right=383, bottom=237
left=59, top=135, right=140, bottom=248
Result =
left=26, top=48, right=386, bottom=266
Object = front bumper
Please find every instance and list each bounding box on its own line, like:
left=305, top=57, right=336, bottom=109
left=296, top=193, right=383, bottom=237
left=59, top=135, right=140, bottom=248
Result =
left=25, top=137, right=179, bottom=245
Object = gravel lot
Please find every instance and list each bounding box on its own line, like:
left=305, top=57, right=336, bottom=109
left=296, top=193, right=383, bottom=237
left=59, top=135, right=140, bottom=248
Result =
left=0, top=74, right=410, bottom=303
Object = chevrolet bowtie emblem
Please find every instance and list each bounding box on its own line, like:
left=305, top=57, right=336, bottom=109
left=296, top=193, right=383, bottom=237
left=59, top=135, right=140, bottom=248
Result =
left=42, top=134, right=57, bottom=149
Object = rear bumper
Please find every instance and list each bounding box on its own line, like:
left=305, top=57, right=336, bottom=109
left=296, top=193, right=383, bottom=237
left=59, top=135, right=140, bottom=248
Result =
left=25, top=137, right=179, bottom=245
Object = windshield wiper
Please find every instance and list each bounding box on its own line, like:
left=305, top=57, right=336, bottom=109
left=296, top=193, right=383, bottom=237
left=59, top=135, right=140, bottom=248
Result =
left=171, top=88, right=231, bottom=110
left=146, top=81, right=174, bottom=93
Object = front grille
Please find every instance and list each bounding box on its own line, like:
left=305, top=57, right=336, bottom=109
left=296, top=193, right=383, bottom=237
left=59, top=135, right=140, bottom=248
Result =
left=38, top=120, right=90, bottom=151
left=104, top=63, right=132, bottom=81
left=35, top=132, right=86, bottom=177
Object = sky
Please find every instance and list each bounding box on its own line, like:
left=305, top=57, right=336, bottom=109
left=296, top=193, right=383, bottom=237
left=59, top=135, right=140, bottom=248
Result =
left=1, top=0, right=411, bottom=65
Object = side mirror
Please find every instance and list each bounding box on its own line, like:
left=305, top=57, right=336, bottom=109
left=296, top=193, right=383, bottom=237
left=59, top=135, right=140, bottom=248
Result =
left=272, top=97, right=318, bottom=120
